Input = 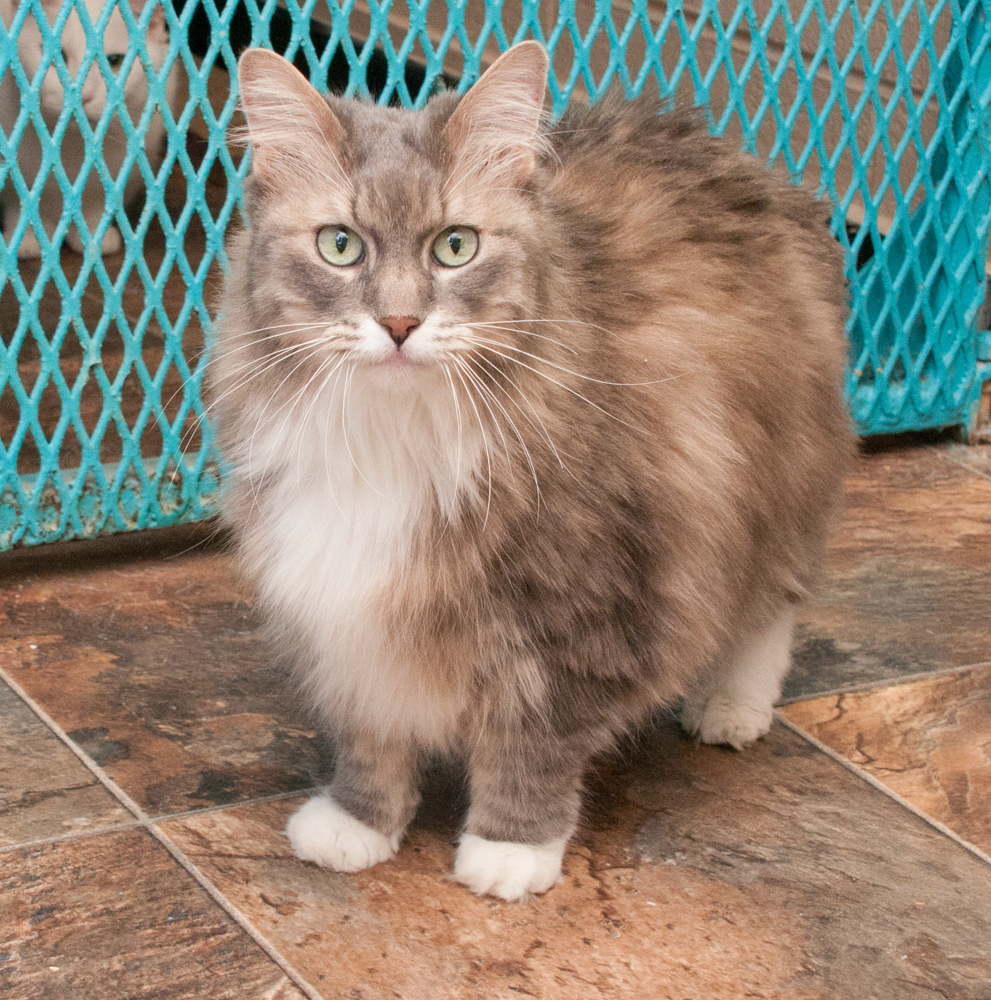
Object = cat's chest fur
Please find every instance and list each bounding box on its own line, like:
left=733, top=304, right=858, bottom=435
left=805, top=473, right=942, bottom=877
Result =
left=237, top=374, right=484, bottom=743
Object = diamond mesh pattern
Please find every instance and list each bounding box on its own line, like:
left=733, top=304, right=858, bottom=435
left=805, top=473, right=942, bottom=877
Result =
left=1, top=0, right=989, bottom=549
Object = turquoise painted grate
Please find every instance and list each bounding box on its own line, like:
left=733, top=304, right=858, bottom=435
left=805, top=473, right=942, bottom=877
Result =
left=1, top=0, right=990, bottom=549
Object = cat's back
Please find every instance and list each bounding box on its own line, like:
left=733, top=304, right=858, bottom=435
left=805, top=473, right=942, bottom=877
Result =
left=542, top=94, right=845, bottom=317
left=539, top=93, right=849, bottom=422
left=547, top=94, right=829, bottom=234
left=531, top=91, right=853, bottom=616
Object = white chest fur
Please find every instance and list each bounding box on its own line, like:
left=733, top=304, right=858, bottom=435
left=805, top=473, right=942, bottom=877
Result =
left=236, top=371, right=483, bottom=745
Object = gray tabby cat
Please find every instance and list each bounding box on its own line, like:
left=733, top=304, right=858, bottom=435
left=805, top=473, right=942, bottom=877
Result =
left=213, top=42, right=852, bottom=901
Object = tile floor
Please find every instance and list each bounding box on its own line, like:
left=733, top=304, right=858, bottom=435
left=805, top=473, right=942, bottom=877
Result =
left=1, top=439, right=990, bottom=1000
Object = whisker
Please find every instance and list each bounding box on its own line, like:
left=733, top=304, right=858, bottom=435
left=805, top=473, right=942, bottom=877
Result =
left=165, top=322, right=333, bottom=422
left=468, top=336, right=687, bottom=388
left=287, top=352, right=350, bottom=525
left=178, top=348, right=305, bottom=464
left=319, top=361, right=352, bottom=521
left=455, top=357, right=511, bottom=458
left=340, top=362, right=395, bottom=501
left=465, top=348, right=567, bottom=472
left=245, top=345, right=339, bottom=476
left=218, top=320, right=337, bottom=343
left=457, top=357, right=542, bottom=511
left=178, top=337, right=334, bottom=457
left=208, top=336, right=333, bottom=397
left=242, top=348, right=338, bottom=521
left=464, top=321, right=578, bottom=355
left=451, top=360, right=494, bottom=529
left=467, top=343, right=640, bottom=429
left=439, top=361, right=465, bottom=529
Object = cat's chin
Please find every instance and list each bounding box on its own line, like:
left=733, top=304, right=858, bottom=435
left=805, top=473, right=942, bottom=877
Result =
left=377, top=351, right=415, bottom=366
left=359, top=353, right=447, bottom=389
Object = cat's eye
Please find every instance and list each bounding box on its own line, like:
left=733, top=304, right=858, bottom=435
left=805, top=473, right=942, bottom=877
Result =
left=316, top=225, right=364, bottom=267
left=432, top=226, right=479, bottom=267
left=106, top=53, right=125, bottom=70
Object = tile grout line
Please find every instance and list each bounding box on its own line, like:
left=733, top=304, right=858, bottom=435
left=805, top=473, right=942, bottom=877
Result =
left=0, top=666, right=147, bottom=819
left=149, top=826, right=324, bottom=1000
left=11, top=652, right=989, bottom=981
left=149, top=787, right=317, bottom=826
left=0, top=788, right=318, bottom=856
left=775, top=712, right=991, bottom=870
left=1, top=819, right=147, bottom=854
left=0, top=665, right=324, bottom=1000
left=776, top=658, right=991, bottom=706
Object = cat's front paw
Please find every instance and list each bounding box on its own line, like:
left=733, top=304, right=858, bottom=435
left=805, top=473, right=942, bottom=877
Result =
left=285, top=796, right=399, bottom=873
left=681, top=695, right=773, bottom=750
left=453, top=833, right=567, bottom=901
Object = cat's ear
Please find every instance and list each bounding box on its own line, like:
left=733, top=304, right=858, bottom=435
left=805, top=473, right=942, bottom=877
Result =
left=237, top=48, right=344, bottom=182
left=443, top=41, right=549, bottom=184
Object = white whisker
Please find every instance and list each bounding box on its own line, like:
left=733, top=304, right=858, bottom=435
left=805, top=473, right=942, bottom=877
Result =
left=458, top=356, right=542, bottom=511
left=468, top=335, right=687, bottom=388
left=467, top=342, right=639, bottom=429
left=440, top=361, right=465, bottom=527
left=464, top=321, right=579, bottom=355
left=451, top=359, right=494, bottom=529
left=465, top=348, right=567, bottom=473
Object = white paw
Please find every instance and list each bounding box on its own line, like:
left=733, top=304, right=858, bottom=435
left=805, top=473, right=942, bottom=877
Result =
left=681, top=696, right=773, bottom=750
left=285, top=796, right=399, bottom=873
left=453, top=833, right=567, bottom=901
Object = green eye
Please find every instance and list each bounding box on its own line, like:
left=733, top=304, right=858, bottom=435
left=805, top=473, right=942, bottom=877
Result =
left=432, top=226, right=479, bottom=267
left=317, top=226, right=364, bottom=266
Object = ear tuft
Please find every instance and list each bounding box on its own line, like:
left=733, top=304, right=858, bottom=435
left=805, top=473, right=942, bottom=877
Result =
left=443, top=41, right=550, bottom=183
left=237, top=48, right=344, bottom=182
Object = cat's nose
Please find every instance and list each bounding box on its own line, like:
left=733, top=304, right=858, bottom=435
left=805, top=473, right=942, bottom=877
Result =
left=379, top=315, right=420, bottom=348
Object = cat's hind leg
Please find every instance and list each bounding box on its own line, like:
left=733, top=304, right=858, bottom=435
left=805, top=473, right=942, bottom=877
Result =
left=286, top=731, right=420, bottom=873
left=680, top=606, right=795, bottom=750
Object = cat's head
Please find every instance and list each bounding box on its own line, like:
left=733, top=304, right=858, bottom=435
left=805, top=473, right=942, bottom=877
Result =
left=16, top=0, right=169, bottom=123
left=233, top=42, right=554, bottom=394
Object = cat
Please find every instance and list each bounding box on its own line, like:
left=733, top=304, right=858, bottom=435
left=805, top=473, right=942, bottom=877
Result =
left=212, top=42, right=854, bottom=901
left=0, top=0, right=178, bottom=257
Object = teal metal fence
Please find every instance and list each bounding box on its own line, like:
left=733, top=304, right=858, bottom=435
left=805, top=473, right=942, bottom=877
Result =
left=1, top=0, right=989, bottom=549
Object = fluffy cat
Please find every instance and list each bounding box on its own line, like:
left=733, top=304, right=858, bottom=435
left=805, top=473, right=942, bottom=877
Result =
left=213, top=42, right=853, bottom=901
left=0, top=0, right=178, bottom=257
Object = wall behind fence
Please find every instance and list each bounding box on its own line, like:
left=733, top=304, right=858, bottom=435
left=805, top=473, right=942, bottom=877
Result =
left=1, top=0, right=989, bottom=550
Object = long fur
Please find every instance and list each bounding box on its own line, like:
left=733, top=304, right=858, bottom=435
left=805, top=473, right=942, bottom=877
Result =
left=212, top=46, right=854, bottom=890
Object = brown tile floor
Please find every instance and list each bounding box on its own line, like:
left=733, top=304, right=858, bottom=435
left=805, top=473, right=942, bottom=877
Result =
left=2, top=439, right=991, bottom=999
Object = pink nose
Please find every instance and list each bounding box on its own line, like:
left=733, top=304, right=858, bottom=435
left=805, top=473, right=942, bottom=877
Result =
left=379, top=315, right=420, bottom=347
